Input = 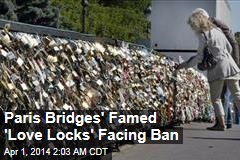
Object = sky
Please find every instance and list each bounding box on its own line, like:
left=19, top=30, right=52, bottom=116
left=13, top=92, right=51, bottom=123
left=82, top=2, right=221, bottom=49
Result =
left=229, top=0, right=240, bottom=32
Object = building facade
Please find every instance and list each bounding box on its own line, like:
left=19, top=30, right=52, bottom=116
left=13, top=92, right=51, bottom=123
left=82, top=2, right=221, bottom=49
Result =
left=151, top=0, right=231, bottom=61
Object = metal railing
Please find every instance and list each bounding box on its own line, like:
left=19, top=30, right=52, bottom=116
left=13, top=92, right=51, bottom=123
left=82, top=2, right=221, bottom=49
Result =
left=0, top=19, right=147, bottom=50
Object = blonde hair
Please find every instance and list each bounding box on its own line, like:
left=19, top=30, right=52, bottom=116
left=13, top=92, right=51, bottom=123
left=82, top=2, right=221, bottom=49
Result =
left=192, top=8, right=209, bottom=18
left=187, top=12, right=214, bottom=32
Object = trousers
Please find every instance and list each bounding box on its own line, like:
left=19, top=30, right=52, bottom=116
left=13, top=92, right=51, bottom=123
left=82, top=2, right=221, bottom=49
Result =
left=222, top=87, right=233, bottom=124
left=209, top=79, right=240, bottom=117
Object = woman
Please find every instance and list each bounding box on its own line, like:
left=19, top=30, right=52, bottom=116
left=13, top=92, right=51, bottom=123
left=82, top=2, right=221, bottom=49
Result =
left=177, top=11, right=240, bottom=131
left=194, top=8, right=240, bottom=129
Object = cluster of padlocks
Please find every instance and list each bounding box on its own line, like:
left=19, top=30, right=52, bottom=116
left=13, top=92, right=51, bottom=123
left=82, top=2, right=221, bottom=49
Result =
left=0, top=26, right=212, bottom=159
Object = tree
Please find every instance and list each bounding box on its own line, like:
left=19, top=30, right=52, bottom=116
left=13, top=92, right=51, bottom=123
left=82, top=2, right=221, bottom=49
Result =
left=0, top=0, right=151, bottom=42
left=0, top=0, right=18, bottom=21
left=235, top=32, right=240, bottom=45
left=50, top=0, right=151, bottom=42
left=16, top=0, right=59, bottom=27
left=0, top=0, right=59, bottom=27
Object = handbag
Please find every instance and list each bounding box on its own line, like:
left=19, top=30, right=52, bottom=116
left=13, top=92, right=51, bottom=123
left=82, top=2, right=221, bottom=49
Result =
left=197, top=32, right=217, bottom=71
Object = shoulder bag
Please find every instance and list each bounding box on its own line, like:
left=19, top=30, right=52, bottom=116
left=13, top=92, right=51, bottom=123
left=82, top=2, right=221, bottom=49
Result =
left=197, top=32, right=218, bottom=71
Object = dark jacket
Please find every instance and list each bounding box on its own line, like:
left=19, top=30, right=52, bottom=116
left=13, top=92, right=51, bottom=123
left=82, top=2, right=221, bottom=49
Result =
left=210, top=17, right=240, bottom=66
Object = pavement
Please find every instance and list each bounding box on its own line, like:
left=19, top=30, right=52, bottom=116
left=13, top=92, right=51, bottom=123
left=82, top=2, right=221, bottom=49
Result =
left=112, top=122, right=240, bottom=160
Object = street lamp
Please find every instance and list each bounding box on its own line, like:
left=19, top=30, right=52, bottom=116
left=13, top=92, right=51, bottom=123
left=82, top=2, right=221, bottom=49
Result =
left=81, top=0, right=89, bottom=33
left=144, top=5, right=152, bottom=39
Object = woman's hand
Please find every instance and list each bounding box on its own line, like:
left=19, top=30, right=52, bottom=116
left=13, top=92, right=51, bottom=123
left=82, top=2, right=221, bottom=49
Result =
left=176, top=62, right=187, bottom=70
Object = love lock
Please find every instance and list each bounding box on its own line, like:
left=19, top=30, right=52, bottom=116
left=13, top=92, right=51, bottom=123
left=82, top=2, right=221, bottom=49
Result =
left=0, top=26, right=212, bottom=156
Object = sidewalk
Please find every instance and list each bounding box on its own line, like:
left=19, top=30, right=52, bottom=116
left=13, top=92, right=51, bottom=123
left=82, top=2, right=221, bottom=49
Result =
left=112, top=122, right=240, bottom=160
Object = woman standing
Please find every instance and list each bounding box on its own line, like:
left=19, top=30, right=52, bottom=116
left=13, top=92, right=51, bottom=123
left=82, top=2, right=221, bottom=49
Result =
left=177, top=11, right=240, bottom=131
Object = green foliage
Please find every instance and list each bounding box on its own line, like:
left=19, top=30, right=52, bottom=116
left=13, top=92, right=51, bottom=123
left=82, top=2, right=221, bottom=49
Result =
left=0, top=0, right=17, bottom=21
left=0, top=0, right=58, bottom=27
left=235, top=32, right=240, bottom=46
left=16, top=0, right=58, bottom=27
left=51, top=0, right=151, bottom=42
left=0, top=0, right=151, bottom=42
left=236, top=38, right=240, bottom=45
left=51, top=0, right=82, bottom=31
